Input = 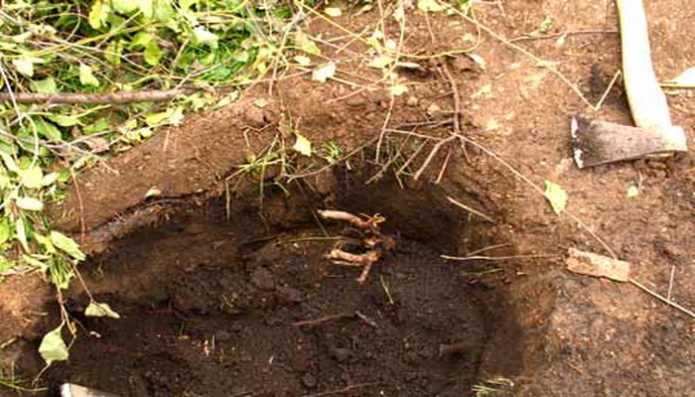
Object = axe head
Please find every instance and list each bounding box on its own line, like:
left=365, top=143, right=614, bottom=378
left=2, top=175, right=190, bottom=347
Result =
left=571, top=116, right=687, bottom=168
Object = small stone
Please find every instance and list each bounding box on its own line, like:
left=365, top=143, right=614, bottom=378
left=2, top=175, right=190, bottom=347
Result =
left=332, top=347, right=351, bottom=363
left=250, top=267, right=275, bottom=291
left=276, top=285, right=302, bottom=302
left=215, top=330, right=231, bottom=342
left=406, top=96, right=419, bottom=106
left=301, top=373, right=317, bottom=389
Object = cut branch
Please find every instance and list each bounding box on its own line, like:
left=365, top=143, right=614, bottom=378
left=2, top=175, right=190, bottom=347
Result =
left=0, top=89, right=195, bottom=104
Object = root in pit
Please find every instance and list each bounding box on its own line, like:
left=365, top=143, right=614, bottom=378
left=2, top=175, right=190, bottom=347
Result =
left=317, top=210, right=396, bottom=284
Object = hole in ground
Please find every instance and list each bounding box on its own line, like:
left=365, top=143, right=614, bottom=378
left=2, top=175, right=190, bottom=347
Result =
left=41, top=170, right=529, bottom=397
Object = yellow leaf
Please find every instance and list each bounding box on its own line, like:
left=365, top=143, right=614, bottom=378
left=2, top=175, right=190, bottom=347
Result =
left=389, top=84, right=409, bottom=96
left=324, top=7, right=342, bottom=17
left=295, top=30, right=321, bottom=55
left=418, top=0, right=447, bottom=12
left=626, top=185, right=640, bottom=198
left=368, top=56, right=394, bottom=69
left=293, top=133, right=312, bottom=157
left=294, top=55, right=311, bottom=66
left=544, top=180, right=567, bottom=214
left=312, top=62, right=335, bottom=83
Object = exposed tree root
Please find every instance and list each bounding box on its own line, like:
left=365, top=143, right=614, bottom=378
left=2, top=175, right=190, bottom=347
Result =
left=317, top=210, right=396, bottom=284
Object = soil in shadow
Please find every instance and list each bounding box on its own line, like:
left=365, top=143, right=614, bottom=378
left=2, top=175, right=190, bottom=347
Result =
left=37, top=174, right=523, bottom=397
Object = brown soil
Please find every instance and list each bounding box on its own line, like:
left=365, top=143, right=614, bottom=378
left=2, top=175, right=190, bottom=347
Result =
left=2, top=1, right=695, bottom=396
left=35, top=175, right=522, bottom=397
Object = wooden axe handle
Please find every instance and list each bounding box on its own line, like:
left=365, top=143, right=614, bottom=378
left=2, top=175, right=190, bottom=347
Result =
left=617, top=0, right=672, bottom=131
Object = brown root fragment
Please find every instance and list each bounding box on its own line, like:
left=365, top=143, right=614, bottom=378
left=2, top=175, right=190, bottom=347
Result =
left=318, top=209, right=396, bottom=284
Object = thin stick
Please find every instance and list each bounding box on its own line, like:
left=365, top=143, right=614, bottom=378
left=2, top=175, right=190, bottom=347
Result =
left=446, top=195, right=495, bottom=223
left=435, top=149, right=452, bottom=184
left=292, top=312, right=353, bottom=327
left=302, top=382, right=378, bottom=397
left=630, top=279, right=695, bottom=318
left=442, top=254, right=561, bottom=261
left=667, top=265, right=676, bottom=301
left=380, top=275, right=395, bottom=305
left=355, top=311, right=378, bottom=328
left=0, top=89, right=191, bottom=104
left=467, top=243, right=510, bottom=256
left=413, top=135, right=456, bottom=180
left=439, top=64, right=462, bottom=136
left=593, top=69, right=621, bottom=111
left=510, top=29, right=619, bottom=42
left=375, top=95, right=396, bottom=163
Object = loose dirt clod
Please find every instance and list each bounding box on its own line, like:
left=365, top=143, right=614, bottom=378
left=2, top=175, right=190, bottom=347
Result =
left=317, top=210, right=396, bottom=283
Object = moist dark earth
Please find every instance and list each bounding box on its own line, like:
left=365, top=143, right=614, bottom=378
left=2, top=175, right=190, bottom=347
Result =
left=42, top=178, right=522, bottom=397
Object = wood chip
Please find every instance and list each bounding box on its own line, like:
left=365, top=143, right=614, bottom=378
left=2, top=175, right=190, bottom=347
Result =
left=566, top=248, right=630, bottom=282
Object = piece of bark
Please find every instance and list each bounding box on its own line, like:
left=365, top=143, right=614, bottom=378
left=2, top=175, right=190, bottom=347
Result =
left=566, top=247, right=631, bottom=282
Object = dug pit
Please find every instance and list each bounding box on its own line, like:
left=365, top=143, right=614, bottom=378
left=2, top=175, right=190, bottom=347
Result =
left=34, top=168, right=540, bottom=397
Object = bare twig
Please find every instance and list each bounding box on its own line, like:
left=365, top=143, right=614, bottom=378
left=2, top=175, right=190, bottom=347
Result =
left=302, top=382, right=378, bottom=397
left=593, top=69, right=621, bottom=111
left=446, top=195, right=495, bottom=223
left=355, top=311, right=378, bottom=328
left=630, top=279, right=695, bottom=318
left=292, top=313, right=353, bottom=327
left=510, top=29, right=619, bottom=42
left=667, top=265, right=676, bottom=300
left=412, top=135, right=457, bottom=181
left=0, top=89, right=194, bottom=104
left=442, top=254, right=561, bottom=261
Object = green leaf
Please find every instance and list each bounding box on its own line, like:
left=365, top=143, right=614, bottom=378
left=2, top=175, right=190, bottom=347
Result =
left=88, top=0, right=109, bottom=29
left=79, top=64, right=100, bottom=87
left=38, top=325, right=69, bottom=365
left=50, top=115, right=81, bottom=127
left=144, top=40, right=164, bottom=66
left=293, top=133, right=312, bottom=156
left=105, top=39, right=124, bottom=65
left=0, top=256, right=11, bottom=272
left=34, top=233, right=55, bottom=254
left=22, top=254, right=47, bottom=271
left=50, top=231, right=86, bottom=261
left=544, top=180, right=567, bottom=214
left=16, top=196, right=44, bottom=211
left=12, top=57, right=35, bottom=77
left=85, top=302, right=121, bottom=318
left=20, top=165, right=43, bottom=189
left=15, top=218, right=28, bottom=251
left=193, top=26, right=219, bottom=49
left=30, top=77, right=57, bottom=94
left=112, top=0, right=139, bottom=13
left=129, top=32, right=153, bottom=49
left=0, top=218, right=11, bottom=245
left=83, top=119, right=110, bottom=134
left=41, top=172, right=59, bottom=186
left=153, top=0, right=175, bottom=22
left=35, top=118, right=62, bottom=141
left=1, top=152, right=19, bottom=172
left=139, top=0, right=153, bottom=19
left=144, top=111, right=169, bottom=126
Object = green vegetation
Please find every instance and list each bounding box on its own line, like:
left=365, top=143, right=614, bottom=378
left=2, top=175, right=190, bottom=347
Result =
left=0, top=0, right=312, bottom=285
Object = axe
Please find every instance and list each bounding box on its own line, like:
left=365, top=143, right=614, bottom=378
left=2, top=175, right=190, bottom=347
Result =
left=571, top=0, right=688, bottom=168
